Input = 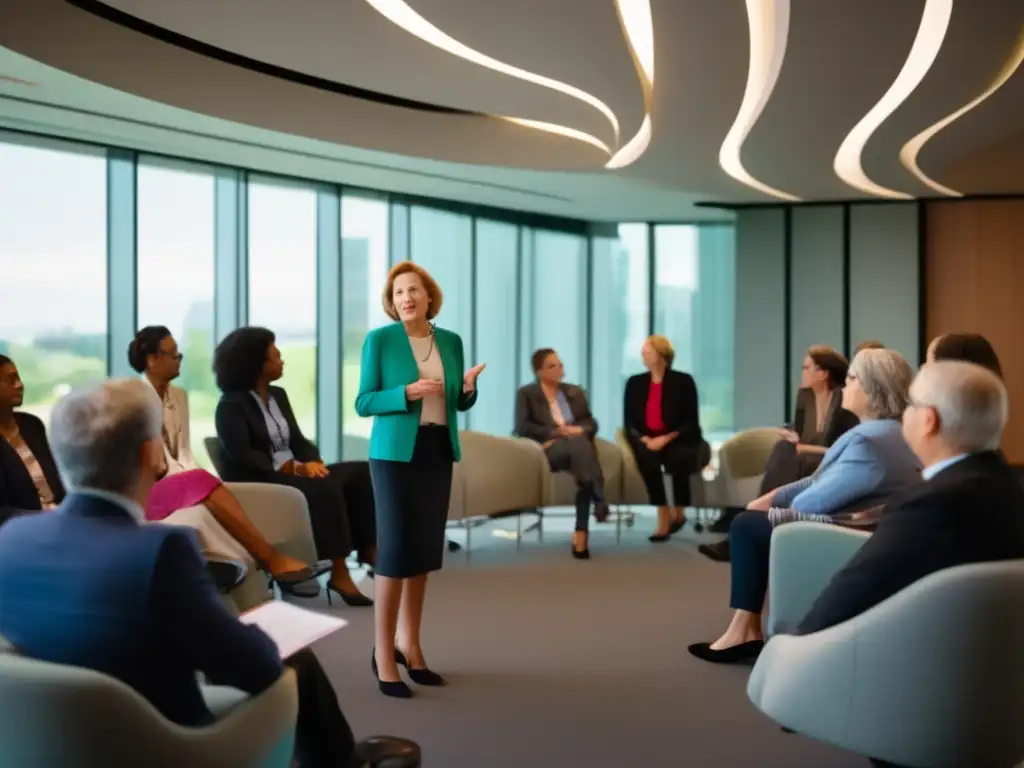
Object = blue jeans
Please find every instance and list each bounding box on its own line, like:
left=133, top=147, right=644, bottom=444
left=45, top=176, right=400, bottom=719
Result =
left=728, top=510, right=774, bottom=612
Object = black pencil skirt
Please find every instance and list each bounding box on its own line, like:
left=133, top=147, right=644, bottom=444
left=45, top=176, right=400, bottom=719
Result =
left=369, top=425, right=454, bottom=579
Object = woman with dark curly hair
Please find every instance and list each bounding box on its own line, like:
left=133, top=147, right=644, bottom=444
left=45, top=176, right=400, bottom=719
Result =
left=213, top=326, right=376, bottom=607
left=130, top=326, right=322, bottom=593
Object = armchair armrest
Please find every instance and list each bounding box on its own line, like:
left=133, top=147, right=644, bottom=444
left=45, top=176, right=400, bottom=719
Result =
left=766, top=522, right=870, bottom=635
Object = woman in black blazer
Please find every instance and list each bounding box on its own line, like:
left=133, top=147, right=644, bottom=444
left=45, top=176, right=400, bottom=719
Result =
left=623, top=336, right=710, bottom=542
left=212, top=328, right=375, bottom=607
left=0, top=354, right=66, bottom=524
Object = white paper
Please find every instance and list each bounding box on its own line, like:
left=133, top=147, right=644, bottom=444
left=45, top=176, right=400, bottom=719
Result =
left=240, top=601, right=348, bottom=658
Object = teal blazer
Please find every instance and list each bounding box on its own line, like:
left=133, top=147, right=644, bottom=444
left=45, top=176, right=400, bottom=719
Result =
left=355, top=323, right=477, bottom=462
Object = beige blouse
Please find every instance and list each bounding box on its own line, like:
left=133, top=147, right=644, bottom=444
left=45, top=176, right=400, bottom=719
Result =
left=409, top=334, right=447, bottom=426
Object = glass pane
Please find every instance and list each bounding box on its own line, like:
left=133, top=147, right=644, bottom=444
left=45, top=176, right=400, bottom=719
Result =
left=137, top=162, right=217, bottom=469
left=654, top=224, right=736, bottom=441
left=341, top=192, right=390, bottom=460
left=0, top=140, right=108, bottom=427
left=522, top=230, right=588, bottom=386
left=248, top=180, right=318, bottom=440
left=409, top=206, right=473, bottom=428
left=590, top=223, right=649, bottom=439
left=472, top=220, right=518, bottom=435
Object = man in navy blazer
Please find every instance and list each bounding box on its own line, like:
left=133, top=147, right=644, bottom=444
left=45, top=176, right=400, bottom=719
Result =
left=0, top=378, right=417, bottom=768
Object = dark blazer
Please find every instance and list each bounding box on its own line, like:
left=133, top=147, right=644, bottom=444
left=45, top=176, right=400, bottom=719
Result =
left=623, top=370, right=702, bottom=444
left=215, top=387, right=319, bottom=482
left=0, top=412, right=66, bottom=512
left=797, top=451, right=1024, bottom=635
left=0, top=493, right=283, bottom=726
left=792, top=387, right=856, bottom=446
left=515, top=382, right=597, bottom=443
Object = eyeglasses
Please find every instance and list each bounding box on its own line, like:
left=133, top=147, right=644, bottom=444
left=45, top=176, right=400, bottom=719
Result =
left=160, top=351, right=184, bottom=362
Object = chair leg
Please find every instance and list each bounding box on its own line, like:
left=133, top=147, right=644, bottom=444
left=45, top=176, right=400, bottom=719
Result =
left=516, top=513, right=522, bottom=550
left=616, top=506, right=622, bottom=544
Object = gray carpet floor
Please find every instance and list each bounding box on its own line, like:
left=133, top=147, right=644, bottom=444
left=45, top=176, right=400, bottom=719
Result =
left=307, top=513, right=868, bottom=767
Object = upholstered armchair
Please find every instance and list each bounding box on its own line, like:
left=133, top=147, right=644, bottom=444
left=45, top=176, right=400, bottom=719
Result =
left=0, top=638, right=298, bottom=768
left=749, top=559, right=1024, bottom=767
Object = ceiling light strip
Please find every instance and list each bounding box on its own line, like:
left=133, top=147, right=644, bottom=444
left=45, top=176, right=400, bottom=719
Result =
left=718, top=0, right=800, bottom=201
left=899, top=28, right=1024, bottom=197
left=364, top=0, right=621, bottom=144
left=499, top=116, right=613, bottom=156
left=833, top=0, right=953, bottom=199
left=607, top=0, right=655, bottom=170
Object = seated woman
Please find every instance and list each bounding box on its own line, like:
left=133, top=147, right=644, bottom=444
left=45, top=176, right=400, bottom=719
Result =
left=515, top=348, right=608, bottom=560
left=0, top=354, right=65, bottom=525
left=768, top=345, right=853, bottom=485
left=623, top=335, right=710, bottom=541
left=129, top=327, right=322, bottom=593
left=688, top=348, right=922, bottom=664
left=213, top=327, right=376, bottom=606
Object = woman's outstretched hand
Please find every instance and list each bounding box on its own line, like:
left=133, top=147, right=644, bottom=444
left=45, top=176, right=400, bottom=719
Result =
left=463, top=363, right=486, bottom=392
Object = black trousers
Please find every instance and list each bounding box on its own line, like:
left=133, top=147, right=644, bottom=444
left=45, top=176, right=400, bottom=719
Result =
left=728, top=510, right=773, bottom=612
left=544, top=436, right=605, bottom=531
left=274, top=462, right=377, bottom=561
left=626, top=433, right=709, bottom=507
left=286, top=648, right=356, bottom=768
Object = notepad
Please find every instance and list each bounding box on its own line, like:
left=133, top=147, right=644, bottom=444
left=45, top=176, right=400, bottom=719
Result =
left=240, top=601, right=348, bottom=658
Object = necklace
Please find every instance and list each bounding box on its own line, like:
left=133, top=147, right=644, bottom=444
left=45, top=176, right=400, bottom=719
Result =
left=413, top=324, right=436, bottom=362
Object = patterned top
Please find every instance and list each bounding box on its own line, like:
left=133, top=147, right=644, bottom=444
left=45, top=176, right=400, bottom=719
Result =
left=0, top=424, right=56, bottom=509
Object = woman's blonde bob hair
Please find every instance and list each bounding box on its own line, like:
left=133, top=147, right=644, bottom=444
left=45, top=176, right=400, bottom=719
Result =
left=645, top=335, right=675, bottom=367
left=382, top=261, right=444, bottom=321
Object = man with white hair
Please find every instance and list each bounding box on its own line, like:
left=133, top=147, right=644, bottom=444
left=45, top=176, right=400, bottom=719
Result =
left=0, top=379, right=419, bottom=768
left=796, top=361, right=1024, bottom=635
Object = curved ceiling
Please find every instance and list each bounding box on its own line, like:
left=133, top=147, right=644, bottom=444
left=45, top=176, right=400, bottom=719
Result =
left=0, top=0, right=1021, bottom=220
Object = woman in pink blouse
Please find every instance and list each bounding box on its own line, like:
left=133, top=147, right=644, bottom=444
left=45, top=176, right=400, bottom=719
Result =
left=129, top=326, right=323, bottom=591
left=623, top=335, right=710, bottom=542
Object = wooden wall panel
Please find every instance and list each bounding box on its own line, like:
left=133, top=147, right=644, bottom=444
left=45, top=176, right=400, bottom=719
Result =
left=925, top=200, right=1024, bottom=462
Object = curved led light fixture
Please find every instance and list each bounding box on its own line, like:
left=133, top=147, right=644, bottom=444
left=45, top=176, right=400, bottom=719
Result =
left=364, top=0, right=620, bottom=143
left=718, top=0, right=799, bottom=201
left=834, top=0, right=953, bottom=199
left=607, top=0, right=655, bottom=169
left=499, top=116, right=613, bottom=156
left=899, top=28, right=1024, bottom=197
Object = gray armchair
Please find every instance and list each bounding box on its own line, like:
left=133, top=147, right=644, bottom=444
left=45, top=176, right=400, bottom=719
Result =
left=0, top=640, right=298, bottom=768
left=749, top=559, right=1024, bottom=767
left=704, top=428, right=780, bottom=508
left=765, top=522, right=870, bottom=635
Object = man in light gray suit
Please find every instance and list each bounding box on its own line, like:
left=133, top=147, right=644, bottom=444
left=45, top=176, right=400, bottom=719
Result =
left=515, top=348, right=608, bottom=559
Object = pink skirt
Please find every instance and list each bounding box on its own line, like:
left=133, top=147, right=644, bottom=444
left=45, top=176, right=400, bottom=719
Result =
left=146, top=469, right=223, bottom=522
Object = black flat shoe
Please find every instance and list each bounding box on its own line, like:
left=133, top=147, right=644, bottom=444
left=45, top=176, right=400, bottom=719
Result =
left=326, top=583, right=374, bottom=607
left=395, top=649, right=447, bottom=687
left=372, top=649, right=413, bottom=699
left=698, top=540, right=731, bottom=562
left=669, top=516, right=686, bottom=534
left=687, top=639, right=764, bottom=664
left=594, top=502, right=610, bottom=523
left=648, top=531, right=672, bottom=543
left=347, top=735, right=421, bottom=768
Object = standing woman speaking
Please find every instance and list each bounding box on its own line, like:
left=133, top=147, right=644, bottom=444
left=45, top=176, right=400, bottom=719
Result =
left=356, top=261, right=484, bottom=699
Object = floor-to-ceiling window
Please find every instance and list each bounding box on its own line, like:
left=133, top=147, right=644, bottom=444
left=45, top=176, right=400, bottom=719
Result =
left=136, top=159, right=217, bottom=467
left=472, top=219, right=519, bottom=434
left=248, top=178, right=318, bottom=439
left=519, top=229, right=589, bottom=389
left=341, top=191, right=390, bottom=459
left=0, top=138, right=108, bottom=426
left=653, top=224, right=736, bottom=439
left=590, top=223, right=649, bottom=439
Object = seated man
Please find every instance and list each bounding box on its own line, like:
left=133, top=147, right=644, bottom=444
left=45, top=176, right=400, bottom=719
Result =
left=515, top=348, right=608, bottom=560
left=797, top=360, right=1024, bottom=635
left=0, top=378, right=416, bottom=768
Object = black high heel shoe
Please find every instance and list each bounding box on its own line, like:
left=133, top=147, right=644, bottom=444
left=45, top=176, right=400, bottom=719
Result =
left=372, top=649, right=413, bottom=698
left=325, top=582, right=374, bottom=607
left=571, top=544, right=591, bottom=560
left=395, top=648, right=447, bottom=686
